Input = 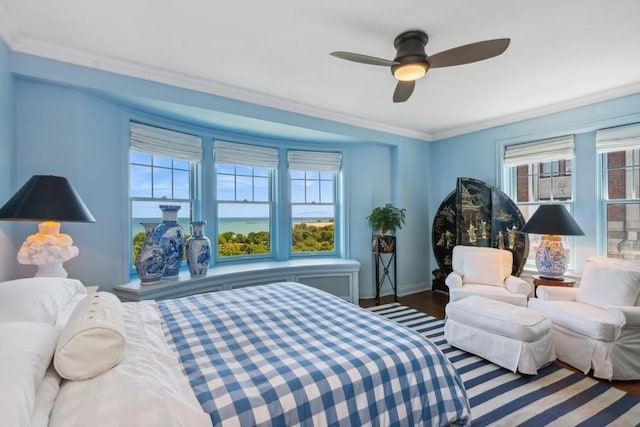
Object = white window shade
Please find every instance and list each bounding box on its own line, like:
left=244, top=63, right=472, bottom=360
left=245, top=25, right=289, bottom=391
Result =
left=130, top=122, right=202, bottom=162
left=596, top=123, right=640, bottom=153
left=504, top=135, right=575, bottom=166
left=288, top=150, right=342, bottom=171
left=214, top=140, right=279, bottom=168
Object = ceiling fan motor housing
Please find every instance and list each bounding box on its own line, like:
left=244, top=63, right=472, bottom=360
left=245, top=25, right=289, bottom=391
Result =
left=391, top=30, right=430, bottom=76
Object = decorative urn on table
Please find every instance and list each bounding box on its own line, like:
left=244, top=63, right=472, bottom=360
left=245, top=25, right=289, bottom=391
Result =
left=186, top=221, right=211, bottom=277
left=135, top=222, right=166, bottom=285
left=155, top=205, right=184, bottom=279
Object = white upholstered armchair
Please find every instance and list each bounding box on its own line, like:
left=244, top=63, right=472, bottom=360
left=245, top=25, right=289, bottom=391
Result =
left=528, top=255, right=640, bottom=380
left=445, top=245, right=532, bottom=307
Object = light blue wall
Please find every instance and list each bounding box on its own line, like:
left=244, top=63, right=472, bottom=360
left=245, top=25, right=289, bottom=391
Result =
left=6, top=53, right=432, bottom=297
left=0, top=39, right=16, bottom=280
left=428, top=93, right=640, bottom=275
left=14, top=80, right=125, bottom=284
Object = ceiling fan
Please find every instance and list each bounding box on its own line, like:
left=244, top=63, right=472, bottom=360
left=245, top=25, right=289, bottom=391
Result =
left=330, top=30, right=510, bottom=103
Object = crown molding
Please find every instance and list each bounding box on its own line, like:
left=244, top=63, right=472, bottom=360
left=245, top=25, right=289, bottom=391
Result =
left=8, top=31, right=640, bottom=143
left=10, top=37, right=434, bottom=142
left=430, top=81, right=640, bottom=141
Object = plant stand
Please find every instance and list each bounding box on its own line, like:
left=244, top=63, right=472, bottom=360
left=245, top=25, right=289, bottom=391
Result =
left=373, top=235, right=397, bottom=305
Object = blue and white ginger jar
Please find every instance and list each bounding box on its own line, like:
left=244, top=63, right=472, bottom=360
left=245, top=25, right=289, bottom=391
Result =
left=155, top=205, right=184, bottom=278
left=135, top=222, right=166, bottom=285
left=186, top=221, right=211, bottom=277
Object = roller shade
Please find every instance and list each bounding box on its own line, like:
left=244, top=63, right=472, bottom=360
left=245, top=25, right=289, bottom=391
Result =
left=596, top=123, right=640, bottom=153
left=214, top=140, right=279, bottom=168
left=504, top=135, right=575, bottom=166
left=130, top=122, right=202, bottom=162
left=288, top=150, right=342, bottom=172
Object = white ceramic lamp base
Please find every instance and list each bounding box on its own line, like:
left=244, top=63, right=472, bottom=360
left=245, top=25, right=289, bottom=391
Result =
left=535, top=234, right=567, bottom=279
left=17, top=221, right=79, bottom=278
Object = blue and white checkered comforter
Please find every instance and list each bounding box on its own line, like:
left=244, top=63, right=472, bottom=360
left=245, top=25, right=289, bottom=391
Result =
left=157, top=282, right=470, bottom=426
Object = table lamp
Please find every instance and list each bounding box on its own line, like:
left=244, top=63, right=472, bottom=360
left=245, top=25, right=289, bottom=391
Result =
left=0, top=175, right=96, bottom=277
left=520, top=204, right=584, bottom=279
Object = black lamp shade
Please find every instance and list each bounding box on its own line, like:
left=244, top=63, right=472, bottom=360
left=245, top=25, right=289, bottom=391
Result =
left=0, top=175, right=96, bottom=222
left=520, top=204, right=583, bottom=236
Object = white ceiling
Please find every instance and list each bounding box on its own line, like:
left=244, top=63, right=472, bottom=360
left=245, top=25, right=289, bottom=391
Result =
left=2, top=0, right=640, bottom=142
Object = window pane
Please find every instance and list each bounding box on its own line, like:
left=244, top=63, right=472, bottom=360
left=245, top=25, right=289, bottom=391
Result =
left=216, top=174, right=236, bottom=200
left=606, top=203, right=640, bottom=260
left=306, top=181, right=320, bottom=203
left=236, top=165, right=252, bottom=176
left=320, top=180, right=334, bottom=203
left=131, top=151, right=152, bottom=165
left=173, top=169, right=190, bottom=199
left=153, top=168, right=172, bottom=198
left=320, top=171, right=333, bottom=180
left=306, top=171, right=319, bottom=180
left=292, top=205, right=335, bottom=252
left=290, top=170, right=305, bottom=180
left=217, top=164, right=235, bottom=174
left=236, top=176, right=253, bottom=201
left=254, top=167, right=269, bottom=177
left=173, top=159, right=190, bottom=170
left=291, top=180, right=305, bottom=203
left=254, top=177, right=269, bottom=201
left=130, top=165, right=152, bottom=197
left=217, top=202, right=270, bottom=257
left=153, top=156, right=172, bottom=168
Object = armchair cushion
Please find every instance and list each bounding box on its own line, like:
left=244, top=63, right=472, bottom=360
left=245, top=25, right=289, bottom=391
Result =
left=576, top=256, right=640, bottom=309
left=462, top=251, right=505, bottom=286
left=528, top=299, right=616, bottom=341
left=536, top=286, right=578, bottom=301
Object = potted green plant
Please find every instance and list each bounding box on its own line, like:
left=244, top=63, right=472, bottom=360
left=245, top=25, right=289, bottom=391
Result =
left=367, top=204, right=406, bottom=253
left=366, top=203, right=407, bottom=236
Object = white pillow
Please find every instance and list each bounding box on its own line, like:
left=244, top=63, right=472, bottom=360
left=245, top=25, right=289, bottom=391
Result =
left=32, top=366, right=62, bottom=427
left=54, top=292, right=126, bottom=380
left=0, top=322, right=61, bottom=427
left=0, top=277, right=87, bottom=324
left=462, top=250, right=506, bottom=286
left=577, top=257, right=640, bottom=309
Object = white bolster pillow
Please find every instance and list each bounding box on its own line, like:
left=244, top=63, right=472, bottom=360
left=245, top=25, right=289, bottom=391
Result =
left=54, top=292, right=126, bottom=380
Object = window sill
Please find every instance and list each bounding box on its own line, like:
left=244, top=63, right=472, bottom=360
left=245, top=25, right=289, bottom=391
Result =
left=113, top=258, right=361, bottom=302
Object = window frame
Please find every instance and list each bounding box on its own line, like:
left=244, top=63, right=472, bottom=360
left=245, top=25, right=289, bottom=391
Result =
left=128, top=150, right=197, bottom=274
left=599, top=148, right=640, bottom=259
left=214, top=163, right=275, bottom=262
left=289, top=169, right=338, bottom=256
left=502, top=137, right=578, bottom=272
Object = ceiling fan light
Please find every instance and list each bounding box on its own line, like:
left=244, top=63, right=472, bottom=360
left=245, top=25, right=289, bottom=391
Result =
left=393, top=63, right=427, bottom=81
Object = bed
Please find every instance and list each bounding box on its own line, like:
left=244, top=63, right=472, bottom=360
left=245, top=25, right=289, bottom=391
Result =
left=0, top=277, right=470, bottom=426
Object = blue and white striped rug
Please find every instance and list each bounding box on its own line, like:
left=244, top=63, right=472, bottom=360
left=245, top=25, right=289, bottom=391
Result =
left=368, top=303, right=640, bottom=427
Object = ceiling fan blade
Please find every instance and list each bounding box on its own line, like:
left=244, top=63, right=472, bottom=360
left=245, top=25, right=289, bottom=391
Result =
left=330, top=51, right=395, bottom=66
left=393, top=80, right=415, bottom=103
left=428, top=38, right=510, bottom=68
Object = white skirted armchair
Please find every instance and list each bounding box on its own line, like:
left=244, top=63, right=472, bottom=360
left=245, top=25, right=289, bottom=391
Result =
left=528, top=255, right=640, bottom=380
left=445, top=245, right=532, bottom=307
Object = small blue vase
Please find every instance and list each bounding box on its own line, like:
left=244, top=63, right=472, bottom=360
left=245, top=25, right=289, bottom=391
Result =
left=186, top=221, right=211, bottom=277
left=135, top=222, right=166, bottom=285
left=155, top=205, right=184, bottom=278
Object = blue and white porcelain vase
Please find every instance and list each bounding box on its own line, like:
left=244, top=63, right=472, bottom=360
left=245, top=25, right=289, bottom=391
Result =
left=155, top=205, right=184, bottom=278
left=135, top=222, right=166, bottom=285
left=186, top=221, right=211, bottom=277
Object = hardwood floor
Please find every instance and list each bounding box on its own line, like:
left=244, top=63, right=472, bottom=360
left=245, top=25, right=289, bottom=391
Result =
left=360, top=290, right=640, bottom=397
